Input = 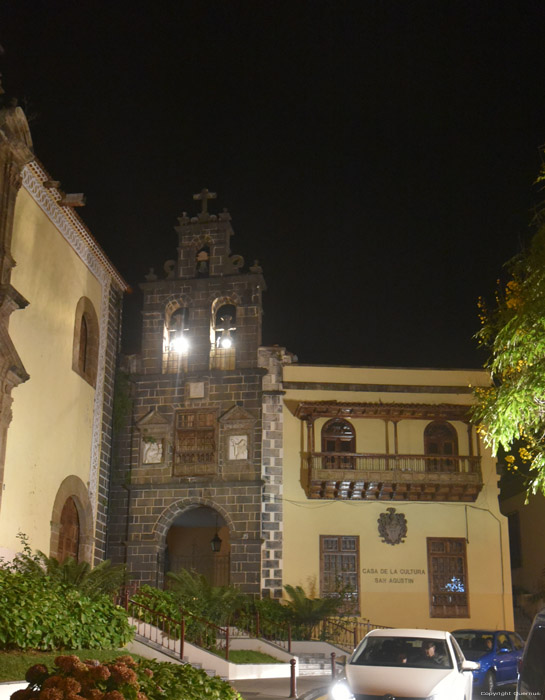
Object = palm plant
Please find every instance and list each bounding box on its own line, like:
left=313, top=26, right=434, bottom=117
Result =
left=166, top=568, right=249, bottom=625
left=14, top=548, right=128, bottom=599
left=283, top=584, right=344, bottom=626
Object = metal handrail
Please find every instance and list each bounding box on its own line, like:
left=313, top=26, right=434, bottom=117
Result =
left=232, top=610, right=293, bottom=653
left=124, top=590, right=230, bottom=660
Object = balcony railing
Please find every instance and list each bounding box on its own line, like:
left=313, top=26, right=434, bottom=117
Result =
left=306, top=452, right=483, bottom=501
left=312, top=453, right=480, bottom=473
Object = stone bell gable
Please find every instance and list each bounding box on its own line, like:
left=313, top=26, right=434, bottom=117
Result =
left=108, top=191, right=267, bottom=594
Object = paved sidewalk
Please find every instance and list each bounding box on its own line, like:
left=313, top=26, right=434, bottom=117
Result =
left=231, top=675, right=331, bottom=700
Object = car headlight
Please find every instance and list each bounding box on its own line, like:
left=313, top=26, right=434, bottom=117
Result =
left=331, top=680, right=355, bottom=700
left=428, top=692, right=451, bottom=700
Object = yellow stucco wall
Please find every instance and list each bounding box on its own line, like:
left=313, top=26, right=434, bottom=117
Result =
left=281, top=364, right=514, bottom=631
left=0, top=186, right=102, bottom=557
left=501, top=491, right=545, bottom=596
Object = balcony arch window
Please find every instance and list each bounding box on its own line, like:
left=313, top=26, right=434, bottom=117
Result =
left=210, top=300, right=236, bottom=370
left=72, top=297, right=99, bottom=386
left=424, top=421, right=458, bottom=472
left=321, top=418, right=355, bottom=469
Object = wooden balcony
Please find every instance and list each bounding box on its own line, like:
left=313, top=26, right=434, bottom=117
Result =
left=305, top=452, right=483, bottom=502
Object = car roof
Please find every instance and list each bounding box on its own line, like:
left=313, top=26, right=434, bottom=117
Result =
left=531, top=608, right=545, bottom=626
left=453, top=629, right=503, bottom=634
left=366, top=628, right=450, bottom=640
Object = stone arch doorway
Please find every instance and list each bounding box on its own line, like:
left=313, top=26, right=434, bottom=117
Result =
left=58, top=497, right=80, bottom=561
left=50, top=475, right=94, bottom=563
left=163, top=505, right=230, bottom=587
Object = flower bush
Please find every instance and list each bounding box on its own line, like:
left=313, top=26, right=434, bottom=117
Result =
left=12, top=654, right=241, bottom=700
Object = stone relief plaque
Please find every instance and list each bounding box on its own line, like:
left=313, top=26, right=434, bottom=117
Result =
left=143, top=439, right=163, bottom=464
left=228, top=434, right=248, bottom=460
left=188, top=382, right=205, bottom=398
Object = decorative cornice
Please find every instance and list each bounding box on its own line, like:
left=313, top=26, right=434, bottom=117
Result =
left=22, top=162, right=128, bottom=293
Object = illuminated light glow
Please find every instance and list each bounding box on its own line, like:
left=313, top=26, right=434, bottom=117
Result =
left=220, top=335, right=232, bottom=349
left=331, top=681, right=355, bottom=700
left=170, top=334, right=190, bottom=353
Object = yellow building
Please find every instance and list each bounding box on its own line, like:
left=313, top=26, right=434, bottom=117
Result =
left=500, top=488, right=545, bottom=628
left=0, top=92, right=127, bottom=565
left=260, top=355, right=513, bottom=632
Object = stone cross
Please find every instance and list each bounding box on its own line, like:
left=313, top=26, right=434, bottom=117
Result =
left=193, top=188, right=217, bottom=215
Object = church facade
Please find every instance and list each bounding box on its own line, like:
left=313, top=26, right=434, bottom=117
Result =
left=0, top=90, right=127, bottom=564
left=108, top=191, right=267, bottom=594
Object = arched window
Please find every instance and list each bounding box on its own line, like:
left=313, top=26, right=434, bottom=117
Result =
left=72, top=297, right=99, bottom=386
left=58, top=497, right=80, bottom=562
left=321, top=418, right=356, bottom=469
left=79, top=316, right=88, bottom=372
left=210, top=300, right=236, bottom=370
left=424, top=421, right=458, bottom=472
left=195, top=245, right=210, bottom=278
left=163, top=303, right=190, bottom=373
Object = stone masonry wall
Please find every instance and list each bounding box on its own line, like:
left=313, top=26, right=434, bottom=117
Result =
left=108, top=366, right=265, bottom=594
left=94, top=284, right=123, bottom=563
left=258, top=347, right=295, bottom=598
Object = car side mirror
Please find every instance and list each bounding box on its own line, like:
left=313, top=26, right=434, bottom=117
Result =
left=498, top=647, right=511, bottom=654
left=462, top=660, right=480, bottom=672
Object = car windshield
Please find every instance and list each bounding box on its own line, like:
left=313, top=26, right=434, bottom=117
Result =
left=351, top=636, right=453, bottom=669
left=453, top=632, right=495, bottom=660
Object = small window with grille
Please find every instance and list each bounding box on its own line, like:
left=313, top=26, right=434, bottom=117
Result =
left=320, top=535, right=360, bottom=613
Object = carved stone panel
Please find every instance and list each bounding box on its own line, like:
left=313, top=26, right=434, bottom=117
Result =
left=136, top=408, right=171, bottom=468
left=219, top=405, right=257, bottom=478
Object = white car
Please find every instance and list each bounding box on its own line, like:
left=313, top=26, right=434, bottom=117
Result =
left=331, top=628, right=479, bottom=700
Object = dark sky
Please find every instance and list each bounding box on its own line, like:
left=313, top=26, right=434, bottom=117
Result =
left=1, top=0, right=544, bottom=367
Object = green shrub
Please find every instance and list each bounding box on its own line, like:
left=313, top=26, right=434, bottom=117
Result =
left=132, top=585, right=217, bottom=651
left=0, top=569, right=133, bottom=650
left=16, top=653, right=241, bottom=700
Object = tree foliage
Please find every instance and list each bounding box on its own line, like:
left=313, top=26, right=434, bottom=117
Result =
left=471, top=156, right=545, bottom=496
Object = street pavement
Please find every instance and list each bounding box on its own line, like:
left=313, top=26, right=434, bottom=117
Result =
left=231, top=674, right=331, bottom=700
left=230, top=677, right=517, bottom=700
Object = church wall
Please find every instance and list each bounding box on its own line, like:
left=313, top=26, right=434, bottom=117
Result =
left=1, top=188, right=100, bottom=555
left=279, top=364, right=513, bottom=632
left=0, top=168, right=126, bottom=563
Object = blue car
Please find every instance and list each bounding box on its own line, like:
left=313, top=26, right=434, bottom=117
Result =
left=453, top=629, right=525, bottom=693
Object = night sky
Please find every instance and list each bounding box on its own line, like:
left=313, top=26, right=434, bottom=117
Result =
left=1, top=1, right=544, bottom=368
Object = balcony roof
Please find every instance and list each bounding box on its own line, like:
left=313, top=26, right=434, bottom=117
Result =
left=292, top=401, right=472, bottom=422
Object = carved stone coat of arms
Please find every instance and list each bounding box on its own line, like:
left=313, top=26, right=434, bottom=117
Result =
left=377, top=507, right=408, bottom=545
